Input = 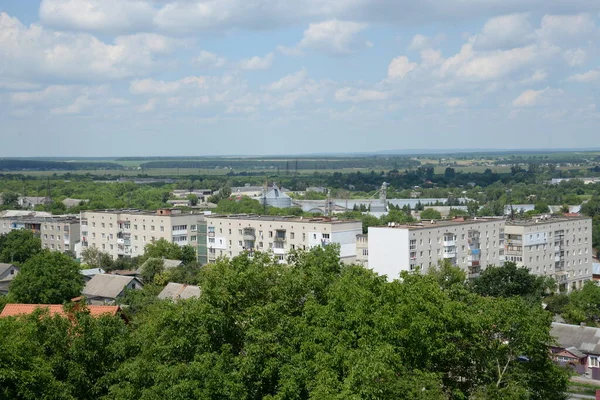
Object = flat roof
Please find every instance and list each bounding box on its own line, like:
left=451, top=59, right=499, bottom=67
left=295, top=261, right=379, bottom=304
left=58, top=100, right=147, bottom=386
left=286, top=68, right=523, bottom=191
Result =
left=374, top=217, right=504, bottom=230
left=82, top=209, right=201, bottom=217
left=506, top=215, right=590, bottom=226
left=206, top=214, right=360, bottom=224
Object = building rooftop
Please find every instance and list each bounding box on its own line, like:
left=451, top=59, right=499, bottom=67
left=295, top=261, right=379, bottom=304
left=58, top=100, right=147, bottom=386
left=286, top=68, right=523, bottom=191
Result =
left=372, top=217, right=504, bottom=230
left=158, top=282, right=201, bottom=300
left=0, top=303, right=121, bottom=318
left=205, top=214, right=361, bottom=224
left=82, top=274, right=140, bottom=299
left=505, top=215, right=590, bottom=226
left=551, top=322, right=600, bottom=355
left=81, top=208, right=203, bottom=217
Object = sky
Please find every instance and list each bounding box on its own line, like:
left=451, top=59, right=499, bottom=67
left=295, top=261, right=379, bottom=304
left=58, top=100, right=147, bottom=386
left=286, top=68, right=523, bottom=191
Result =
left=0, top=1, right=599, bottom=157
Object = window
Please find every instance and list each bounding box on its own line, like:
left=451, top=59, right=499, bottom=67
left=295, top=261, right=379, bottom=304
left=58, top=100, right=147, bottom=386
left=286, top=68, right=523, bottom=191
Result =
left=362, top=249, right=368, bottom=256
left=101, top=233, right=106, bottom=239
left=209, top=238, right=215, bottom=243
left=239, top=241, right=243, bottom=247
left=276, top=255, right=285, bottom=261
left=590, top=356, right=600, bottom=368
left=109, top=234, right=113, bottom=239
left=102, top=244, right=105, bottom=249
left=269, top=231, right=273, bottom=238
left=51, top=244, right=54, bottom=249
left=109, top=223, right=113, bottom=228
left=102, top=223, right=105, bottom=228
left=190, top=225, right=197, bottom=232
left=160, top=226, right=165, bottom=232
left=290, top=232, right=295, bottom=239
left=238, top=229, right=243, bottom=235
left=110, top=244, right=113, bottom=250
left=143, top=225, right=146, bottom=230
left=151, top=226, right=155, bottom=231
left=259, top=242, right=263, bottom=248
left=50, top=235, right=55, bottom=240
left=92, top=222, right=96, bottom=227
left=322, top=233, right=330, bottom=239
left=173, top=225, right=188, bottom=231
left=44, top=234, right=48, bottom=239
left=190, top=236, right=197, bottom=241
left=302, top=233, right=306, bottom=240
left=134, top=225, right=138, bottom=230
left=92, top=233, right=96, bottom=238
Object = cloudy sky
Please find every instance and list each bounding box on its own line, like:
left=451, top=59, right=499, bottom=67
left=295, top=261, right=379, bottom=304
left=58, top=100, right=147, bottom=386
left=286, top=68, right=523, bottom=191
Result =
left=1, top=1, right=599, bottom=156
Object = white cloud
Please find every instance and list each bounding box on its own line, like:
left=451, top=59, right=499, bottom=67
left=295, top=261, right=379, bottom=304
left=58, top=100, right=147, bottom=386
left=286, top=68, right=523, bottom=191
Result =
left=195, top=50, right=227, bottom=68
left=409, top=34, right=428, bottom=50
left=10, top=86, right=73, bottom=104
left=538, top=14, right=596, bottom=40
left=567, top=69, right=600, bottom=82
left=299, top=20, right=369, bottom=56
left=0, top=13, right=176, bottom=83
left=137, top=98, right=158, bottom=112
left=420, top=49, right=443, bottom=67
left=564, top=48, right=586, bottom=66
left=276, top=45, right=305, bottom=57
left=267, top=69, right=308, bottom=92
left=520, top=69, right=548, bottom=84
left=472, top=13, right=533, bottom=50
left=238, top=53, right=274, bottom=70
left=334, top=88, right=388, bottom=102
left=50, top=95, right=91, bottom=115
left=130, top=79, right=182, bottom=94
left=387, top=56, right=417, bottom=79
left=446, top=97, right=466, bottom=107
left=40, top=0, right=154, bottom=33
left=440, top=43, right=545, bottom=82
left=512, top=88, right=546, bottom=107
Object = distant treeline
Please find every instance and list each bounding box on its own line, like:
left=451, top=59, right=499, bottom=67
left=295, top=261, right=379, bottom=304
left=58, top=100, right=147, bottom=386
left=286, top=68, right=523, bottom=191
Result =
left=0, top=159, right=124, bottom=171
left=138, top=157, right=421, bottom=171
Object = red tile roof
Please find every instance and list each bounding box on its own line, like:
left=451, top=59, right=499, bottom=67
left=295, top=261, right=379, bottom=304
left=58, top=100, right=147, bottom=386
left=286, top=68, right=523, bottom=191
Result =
left=0, top=304, right=120, bottom=318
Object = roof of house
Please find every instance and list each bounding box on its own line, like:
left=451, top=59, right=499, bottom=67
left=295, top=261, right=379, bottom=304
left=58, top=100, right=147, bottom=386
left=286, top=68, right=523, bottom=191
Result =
left=0, top=263, right=17, bottom=277
left=82, top=274, right=138, bottom=299
left=0, top=303, right=120, bottom=318
left=80, top=268, right=105, bottom=276
left=0, top=210, right=52, bottom=218
left=62, top=198, right=88, bottom=207
left=158, top=282, right=201, bottom=300
left=565, top=346, right=586, bottom=358
left=551, top=322, right=600, bottom=355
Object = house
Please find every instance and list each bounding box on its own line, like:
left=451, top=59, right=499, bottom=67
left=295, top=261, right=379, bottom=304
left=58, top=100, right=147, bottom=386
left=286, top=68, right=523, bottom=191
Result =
left=0, top=263, right=19, bottom=295
left=82, top=274, right=143, bottom=304
left=62, top=198, right=88, bottom=208
left=80, top=268, right=105, bottom=282
left=158, top=282, right=201, bottom=300
left=551, top=322, right=600, bottom=379
left=167, top=199, right=191, bottom=207
left=0, top=303, right=122, bottom=319
left=18, top=196, right=52, bottom=209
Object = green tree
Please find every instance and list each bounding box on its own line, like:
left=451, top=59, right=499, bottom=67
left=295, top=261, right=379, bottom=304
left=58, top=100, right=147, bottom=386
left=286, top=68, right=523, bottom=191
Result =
left=420, top=208, right=442, bottom=220
left=9, top=250, right=84, bottom=304
left=0, top=229, right=42, bottom=265
left=534, top=201, right=550, bottom=214
left=81, top=247, right=114, bottom=270
left=471, top=262, right=554, bottom=301
left=1, top=191, right=19, bottom=208
left=139, top=258, right=164, bottom=283
left=187, top=194, right=199, bottom=206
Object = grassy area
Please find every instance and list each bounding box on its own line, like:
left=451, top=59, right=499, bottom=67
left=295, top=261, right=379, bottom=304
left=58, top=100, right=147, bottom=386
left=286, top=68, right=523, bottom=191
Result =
left=569, top=381, right=599, bottom=396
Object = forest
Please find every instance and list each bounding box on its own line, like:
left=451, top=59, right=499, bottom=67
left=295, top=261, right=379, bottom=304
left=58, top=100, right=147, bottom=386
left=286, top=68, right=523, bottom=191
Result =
left=0, top=234, right=576, bottom=400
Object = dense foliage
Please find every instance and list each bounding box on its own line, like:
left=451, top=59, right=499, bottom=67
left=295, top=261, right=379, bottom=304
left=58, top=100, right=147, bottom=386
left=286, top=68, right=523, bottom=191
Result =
left=0, top=247, right=569, bottom=399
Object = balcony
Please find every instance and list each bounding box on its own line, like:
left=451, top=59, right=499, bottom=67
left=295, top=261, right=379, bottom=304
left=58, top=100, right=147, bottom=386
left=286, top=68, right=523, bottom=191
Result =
left=443, top=240, right=456, bottom=247
left=208, top=232, right=215, bottom=238
left=443, top=252, right=457, bottom=259
left=173, top=229, right=188, bottom=236
left=243, top=228, right=256, bottom=241
left=117, top=238, right=125, bottom=245
left=273, top=247, right=286, bottom=255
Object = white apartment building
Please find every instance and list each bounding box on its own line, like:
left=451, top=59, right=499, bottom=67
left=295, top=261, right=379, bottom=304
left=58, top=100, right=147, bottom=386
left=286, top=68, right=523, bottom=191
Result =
left=0, top=211, right=80, bottom=255
left=356, top=234, right=369, bottom=268
left=205, top=215, right=362, bottom=263
left=368, top=218, right=506, bottom=280
left=80, top=209, right=205, bottom=260
left=505, top=216, right=593, bottom=291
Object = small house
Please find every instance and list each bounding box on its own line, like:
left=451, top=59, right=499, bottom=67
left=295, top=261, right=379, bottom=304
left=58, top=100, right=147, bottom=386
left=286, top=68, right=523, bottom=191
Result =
left=82, top=274, right=143, bottom=305
left=551, top=322, right=600, bottom=379
left=158, top=282, right=201, bottom=301
left=0, top=263, right=19, bottom=295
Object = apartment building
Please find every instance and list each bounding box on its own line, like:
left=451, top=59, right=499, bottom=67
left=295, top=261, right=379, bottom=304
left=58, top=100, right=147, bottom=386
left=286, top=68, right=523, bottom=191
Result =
left=205, top=215, right=362, bottom=263
left=80, top=209, right=205, bottom=260
left=0, top=211, right=80, bottom=255
left=356, top=234, right=369, bottom=268
left=505, top=216, right=593, bottom=292
left=40, top=217, right=80, bottom=254
left=368, top=218, right=506, bottom=280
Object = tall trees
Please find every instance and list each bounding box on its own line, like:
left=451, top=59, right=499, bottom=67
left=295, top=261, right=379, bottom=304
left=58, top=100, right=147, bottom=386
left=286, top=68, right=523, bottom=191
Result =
left=9, top=250, right=84, bottom=304
left=0, top=229, right=41, bottom=265
left=471, top=262, right=555, bottom=301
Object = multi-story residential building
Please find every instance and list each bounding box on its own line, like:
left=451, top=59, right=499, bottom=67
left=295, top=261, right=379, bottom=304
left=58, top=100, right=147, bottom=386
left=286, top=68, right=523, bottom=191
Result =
left=0, top=211, right=80, bottom=255
left=205, top=215, right=362, bottom=263
left=368, top=218, right=506, bottom=280
left=505, top=216, right=593, bottom=292
left=40, top=217, right=80, bottom=254
left=356, top=234, right=369, bottom=268
left=79, top=209, right=206, bottom=261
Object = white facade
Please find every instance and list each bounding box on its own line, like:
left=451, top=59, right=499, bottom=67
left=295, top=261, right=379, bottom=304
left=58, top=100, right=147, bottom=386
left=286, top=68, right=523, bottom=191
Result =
left=80, top=209, right=205, bottom=260
left=205, top=215, right=362, bottom=263
left=368, top=218, right=505, bottom=280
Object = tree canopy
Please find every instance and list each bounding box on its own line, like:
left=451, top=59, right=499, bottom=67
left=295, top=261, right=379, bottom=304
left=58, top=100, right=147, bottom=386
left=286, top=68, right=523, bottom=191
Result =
left=471, top=262, right=555, bottom=301
left=0, top=229, right=41, bottom=265
left=9, top=250, right=84, bottom=304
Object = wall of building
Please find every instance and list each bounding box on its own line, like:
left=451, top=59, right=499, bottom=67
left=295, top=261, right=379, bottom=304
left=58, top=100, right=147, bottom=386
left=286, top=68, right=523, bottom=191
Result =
left=368, top=227, right=410, bottom=280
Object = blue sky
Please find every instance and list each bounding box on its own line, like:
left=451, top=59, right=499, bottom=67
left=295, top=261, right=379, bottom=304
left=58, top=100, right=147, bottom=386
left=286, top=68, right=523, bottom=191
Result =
left=0, top=1, right=599, bottom=156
